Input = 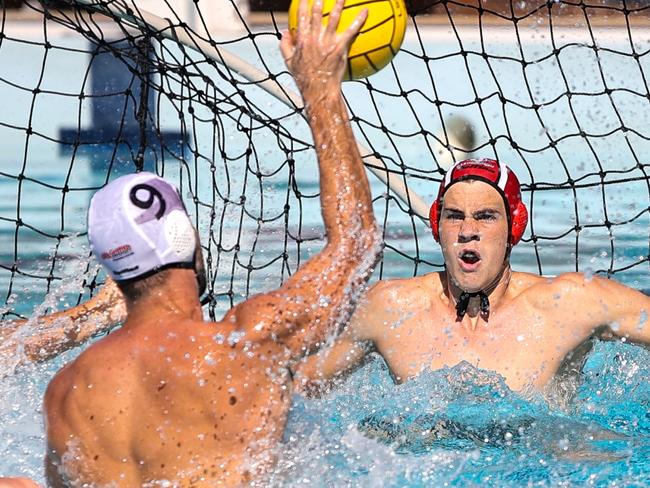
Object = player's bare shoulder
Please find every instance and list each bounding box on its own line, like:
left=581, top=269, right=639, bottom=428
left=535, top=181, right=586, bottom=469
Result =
left=44, top=329, right=126, bottom=407
left=43, top=359, right=73, bottom=415
left=44, top=329, right=111, bottom=393
left=367, top=272, right=440, bottom=310
left=352, top=273, right=441, bottom=337
left=512, top=271, right=601, bottom=310
left=513, top=273, right=590, bottom=296
left=508, top=271, right=548, bottom=295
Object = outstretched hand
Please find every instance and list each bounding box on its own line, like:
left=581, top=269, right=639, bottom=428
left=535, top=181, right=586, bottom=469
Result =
left=280, top=0, right=367, bottom=96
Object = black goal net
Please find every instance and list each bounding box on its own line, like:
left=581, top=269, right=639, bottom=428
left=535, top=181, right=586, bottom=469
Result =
left=0, top=0, right=648, bottom=321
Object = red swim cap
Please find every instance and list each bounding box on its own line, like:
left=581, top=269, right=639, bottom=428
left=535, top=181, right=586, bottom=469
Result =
left=429, top=158, right=528, bottom=246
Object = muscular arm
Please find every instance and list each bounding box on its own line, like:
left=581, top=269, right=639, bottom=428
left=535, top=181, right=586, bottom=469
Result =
left=292, top=280, right=403, bottom=395
left=550, top=273, right=650, bottom=345
left=228, top=0, right=380, bottom=356
left=582, top=275, right=650, bottom=344
left=0, top=278, right=125, bottom=372
left=292, top=318, right=374, bottom=397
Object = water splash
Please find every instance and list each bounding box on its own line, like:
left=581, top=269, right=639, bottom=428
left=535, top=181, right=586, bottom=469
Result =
left=278, top=350, right=650, bottom=486
left=1, top=339, right=648, bottom=486
left=1, top=256, right=100, bottom=378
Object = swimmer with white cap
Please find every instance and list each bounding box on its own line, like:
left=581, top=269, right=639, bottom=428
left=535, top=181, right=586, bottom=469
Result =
left=44, top=0, right=379, bottom=485
left=295, top=157, right=650, bottom=394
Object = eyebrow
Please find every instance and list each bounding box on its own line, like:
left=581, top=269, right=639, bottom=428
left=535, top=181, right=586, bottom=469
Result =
left=443, top=207, right=501, bottom=214
left=442, top=206, right=463, bottom=213
left=473, top=208, right=501, bottom=215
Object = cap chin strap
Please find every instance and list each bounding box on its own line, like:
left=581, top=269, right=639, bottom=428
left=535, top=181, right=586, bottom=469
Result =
left=453, top=257, right=510, bottom=321
left=455, top=290, right=490, bottom=320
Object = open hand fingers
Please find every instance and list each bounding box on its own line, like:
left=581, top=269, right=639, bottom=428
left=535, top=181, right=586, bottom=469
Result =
left=297, top=0, right=310, bottom=34
left=339, top=8, right=368, bottom=47
left=280, top=30, right=295, bottom=63
left=310, top=0, right=324, bottom=32
left=325, top=0, right=346, bottom=37
left=285, top=0, right=367, bottom=85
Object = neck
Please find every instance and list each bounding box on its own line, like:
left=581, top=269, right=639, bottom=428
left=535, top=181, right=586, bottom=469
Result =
left=124, top=269, right=203, bottom=326
left=443, top=265, right=512, bottom=323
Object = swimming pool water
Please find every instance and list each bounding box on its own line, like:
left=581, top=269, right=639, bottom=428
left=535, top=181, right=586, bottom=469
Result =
left=2, top=338, right=649, bottom=486
left=279, top=344, right=650, bottom=487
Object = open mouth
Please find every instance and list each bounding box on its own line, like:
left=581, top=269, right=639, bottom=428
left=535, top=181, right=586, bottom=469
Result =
left=457, top=250, right=481, bottom=271
left=459, top=250, right=481, bottom=265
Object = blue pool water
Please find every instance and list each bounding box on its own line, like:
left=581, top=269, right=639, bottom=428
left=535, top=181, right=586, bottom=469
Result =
left=281, top=346, right=650, bottom=486
left=1, top=16, right=649, bottom=487
left=2, top=337, right=649, bottom=486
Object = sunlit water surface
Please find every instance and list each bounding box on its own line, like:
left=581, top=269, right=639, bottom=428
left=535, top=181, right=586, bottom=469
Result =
left=2, top=338, right=649, bottom=486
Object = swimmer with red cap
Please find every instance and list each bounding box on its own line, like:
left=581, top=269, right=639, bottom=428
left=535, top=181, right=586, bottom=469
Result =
left=295, top=157, right=650, bottom=394
left=429, top=158, right=528, bottom=320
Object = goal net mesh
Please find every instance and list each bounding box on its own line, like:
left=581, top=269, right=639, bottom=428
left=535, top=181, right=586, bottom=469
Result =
left=0, top=0, right=648, bottom=321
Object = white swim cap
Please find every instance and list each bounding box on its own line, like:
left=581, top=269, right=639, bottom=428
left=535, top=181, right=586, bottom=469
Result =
left=88, top=172, right=197, bottom=282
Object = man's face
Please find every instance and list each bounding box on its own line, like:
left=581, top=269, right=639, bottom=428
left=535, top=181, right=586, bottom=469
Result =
left=439, top=180, right=509, bottom=293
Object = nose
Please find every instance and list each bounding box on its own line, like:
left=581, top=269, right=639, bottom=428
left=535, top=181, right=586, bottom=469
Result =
left=458, top=219, right=480, bottom=243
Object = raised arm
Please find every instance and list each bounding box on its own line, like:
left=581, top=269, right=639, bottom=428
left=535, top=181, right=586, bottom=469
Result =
left=0, top=278, right=125, bottom=374
left=228, top=0, right=380, bottom=355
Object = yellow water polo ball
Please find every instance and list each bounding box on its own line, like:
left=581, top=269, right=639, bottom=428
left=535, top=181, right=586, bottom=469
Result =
left=288, top=0, right=407, bottom=80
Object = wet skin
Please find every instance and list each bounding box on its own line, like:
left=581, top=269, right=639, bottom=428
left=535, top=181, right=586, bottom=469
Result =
left=43, top=1, right=380, bottom=486
left=295, top=181, right=650, bottom=393
left=0, top=478, right=41, bottom=488
left=0, top=278, right=126, bottom=377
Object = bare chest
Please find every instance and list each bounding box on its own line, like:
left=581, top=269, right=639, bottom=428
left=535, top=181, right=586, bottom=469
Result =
left=372, top=306, right=580, bottom=389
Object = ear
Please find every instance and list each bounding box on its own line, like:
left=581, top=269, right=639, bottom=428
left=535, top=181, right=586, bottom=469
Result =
left=429, top=200, right=441, bottom=242
left=510, top=201, right=528, bottom=245
left=192, top=229, right=207, bottom=297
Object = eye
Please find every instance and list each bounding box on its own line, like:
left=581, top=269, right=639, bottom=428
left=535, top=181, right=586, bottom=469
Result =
left=475, top=212, right=496, bottom=221
left=444, top=211, right=464, bottom=221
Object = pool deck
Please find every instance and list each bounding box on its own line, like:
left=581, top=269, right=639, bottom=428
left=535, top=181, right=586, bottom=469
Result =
left=5, top=5, right=650, bottom=29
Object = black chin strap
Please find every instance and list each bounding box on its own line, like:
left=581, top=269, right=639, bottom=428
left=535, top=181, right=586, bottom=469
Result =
left=455, top=291, right=490, bottom=320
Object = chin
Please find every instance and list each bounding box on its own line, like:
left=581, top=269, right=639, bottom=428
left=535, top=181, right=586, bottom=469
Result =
left=449, top=270, right=494, bottom=293
left=449, top=272, right=480, bottom=292
left=458, top=282, right=485, bottom=294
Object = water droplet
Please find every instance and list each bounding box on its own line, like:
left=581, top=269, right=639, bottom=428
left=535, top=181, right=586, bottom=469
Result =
left=228, top=330, right=246, bottom=346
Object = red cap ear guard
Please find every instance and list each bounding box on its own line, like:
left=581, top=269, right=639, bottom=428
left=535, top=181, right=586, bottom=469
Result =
left=430, top=198, right=442, bottom=242
left=509, top=200, right=528, bottom=245
left=429, top=159, right=528, bottom=246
